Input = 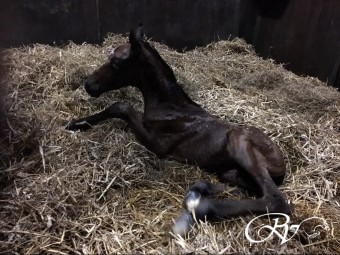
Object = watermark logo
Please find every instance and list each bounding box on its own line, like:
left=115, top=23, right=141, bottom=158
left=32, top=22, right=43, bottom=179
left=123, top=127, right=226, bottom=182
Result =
left=245, top=213, right=329, bottom=245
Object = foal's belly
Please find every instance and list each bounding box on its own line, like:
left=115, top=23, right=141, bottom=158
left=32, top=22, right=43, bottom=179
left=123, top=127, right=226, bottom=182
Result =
left=168, top=121, right=232, bottom=169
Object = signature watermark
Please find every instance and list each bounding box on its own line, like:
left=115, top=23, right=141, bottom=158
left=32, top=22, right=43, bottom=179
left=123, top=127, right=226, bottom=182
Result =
left=245, top=213, right=330, bottom=245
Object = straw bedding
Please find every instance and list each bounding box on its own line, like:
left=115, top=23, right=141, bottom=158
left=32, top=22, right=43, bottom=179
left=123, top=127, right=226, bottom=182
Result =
left=0, top=34, right=339, bottom=254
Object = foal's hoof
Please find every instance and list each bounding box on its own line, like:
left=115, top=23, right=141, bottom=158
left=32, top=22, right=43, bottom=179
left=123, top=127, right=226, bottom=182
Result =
left=172, top=210, right=195, bottom=236
left=65, top=119, right=92, bottom=131
left=184, top=190, right=201, bottom=212
left=265, top=193, right=294, bottom=215
left=281, top=202, right=294, bottom=215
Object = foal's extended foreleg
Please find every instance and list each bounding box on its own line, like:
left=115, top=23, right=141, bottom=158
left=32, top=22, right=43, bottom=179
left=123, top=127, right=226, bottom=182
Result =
left=66, top=103, right=123, bottom=131
left=66, top=102, right=156, bottom=149
left=66, top=102, right=138, bottom=131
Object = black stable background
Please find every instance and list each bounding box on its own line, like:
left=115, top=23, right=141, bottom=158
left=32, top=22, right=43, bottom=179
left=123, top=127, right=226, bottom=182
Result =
left=0, top=0, right=339, bottom=88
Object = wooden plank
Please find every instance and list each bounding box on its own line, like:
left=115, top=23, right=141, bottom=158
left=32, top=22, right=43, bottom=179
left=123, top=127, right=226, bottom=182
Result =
left=238, top=0, right=259, bottom=42
left=98, top=0, right=240, bottom=50
left=0, top=0, right=339, bottom=88
left=334, top=57, right=340, bottom=89
left=0, top=0, right=100, bottom=47
left=252, top=0, right=340, bottom=87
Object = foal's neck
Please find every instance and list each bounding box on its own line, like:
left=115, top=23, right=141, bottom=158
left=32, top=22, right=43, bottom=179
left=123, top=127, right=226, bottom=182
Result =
left=134, top=42, right=200, bottom=110
left=136, top=65, right=196, bottom=109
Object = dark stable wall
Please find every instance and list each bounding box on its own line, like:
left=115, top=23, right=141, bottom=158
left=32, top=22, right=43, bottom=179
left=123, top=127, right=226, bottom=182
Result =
left=98, top=0, right=240, bottom=50
left=246, top=0, right=340, bottom=89
left=0, top=0, right=339, bottom=89
left=0, top=0, right=99, bottom=45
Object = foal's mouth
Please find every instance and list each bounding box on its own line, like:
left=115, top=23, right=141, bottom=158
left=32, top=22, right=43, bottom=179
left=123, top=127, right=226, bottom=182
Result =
left=87, top=90, right=101, bottom=98
left=85, top=83, right=102, bottom=98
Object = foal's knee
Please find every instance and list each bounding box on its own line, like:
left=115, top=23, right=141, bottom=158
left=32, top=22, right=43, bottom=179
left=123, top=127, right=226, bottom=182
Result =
left=108, top=102, right=133, bottom=114
left=106, top=102, right=135, bottom=120
left=227, top=127, right=287, bottom=184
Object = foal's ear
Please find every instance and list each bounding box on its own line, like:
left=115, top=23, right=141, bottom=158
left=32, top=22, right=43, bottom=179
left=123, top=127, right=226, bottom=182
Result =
left=129, top=29, right=141, bottom=52
left=135, top=24, right=144, bottom=40
left=129, top=24, right=144, bottom=47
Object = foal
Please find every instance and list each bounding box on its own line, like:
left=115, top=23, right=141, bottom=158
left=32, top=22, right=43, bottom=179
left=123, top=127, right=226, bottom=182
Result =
left=66, top=26, right=292, bottom=235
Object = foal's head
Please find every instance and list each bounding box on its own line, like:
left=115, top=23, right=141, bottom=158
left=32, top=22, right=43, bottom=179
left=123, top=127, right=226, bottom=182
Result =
left=85, top=27, right=144, bottom=97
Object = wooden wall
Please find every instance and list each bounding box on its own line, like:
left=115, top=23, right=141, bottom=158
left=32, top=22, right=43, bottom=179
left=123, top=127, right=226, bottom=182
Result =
left=250, top=0, right=340, bottom=88
left=0, top=0, right=99, bottom=45
left=98, top=0, right=240, bottom=50
left=0, top=0, right=339, bottom=88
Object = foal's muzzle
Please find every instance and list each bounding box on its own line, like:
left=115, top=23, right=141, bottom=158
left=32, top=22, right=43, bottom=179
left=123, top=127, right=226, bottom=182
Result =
left=85, top=81, right=101, bottom=98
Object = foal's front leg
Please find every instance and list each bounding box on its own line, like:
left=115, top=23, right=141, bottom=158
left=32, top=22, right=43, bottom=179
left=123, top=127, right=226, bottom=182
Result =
left=66, top=102, right=155, bottom=149
left=66, top=102, right=138, bottom=131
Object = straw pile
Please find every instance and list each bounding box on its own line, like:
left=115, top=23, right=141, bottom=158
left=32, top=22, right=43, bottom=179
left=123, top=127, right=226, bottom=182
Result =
left=0, top=34, right=339, bottom=254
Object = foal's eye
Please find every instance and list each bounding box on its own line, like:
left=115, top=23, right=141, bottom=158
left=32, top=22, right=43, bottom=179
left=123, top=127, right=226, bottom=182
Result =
left=110, top=57, right=124, bottom=69
left=112, top=62, right=119, bottom=69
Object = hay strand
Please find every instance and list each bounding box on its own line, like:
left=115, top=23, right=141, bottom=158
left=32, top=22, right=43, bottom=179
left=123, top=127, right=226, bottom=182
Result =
left=0, top=34, right=339, bottom=254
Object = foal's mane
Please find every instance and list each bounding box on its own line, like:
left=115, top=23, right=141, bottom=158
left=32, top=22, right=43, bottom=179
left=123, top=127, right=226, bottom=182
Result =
left=137, top=33, right=200, bottom=106
left=139, top=38, right=177, bottom=84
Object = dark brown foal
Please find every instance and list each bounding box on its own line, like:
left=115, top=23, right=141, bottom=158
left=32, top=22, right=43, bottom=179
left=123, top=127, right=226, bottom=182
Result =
left=66, top=25, right=293, bottom=236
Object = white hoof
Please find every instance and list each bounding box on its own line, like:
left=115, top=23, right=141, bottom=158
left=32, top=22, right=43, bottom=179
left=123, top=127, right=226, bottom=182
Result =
left=172, top=210, right=195, bottom=236
left=184, top=190, right=201, bottom=212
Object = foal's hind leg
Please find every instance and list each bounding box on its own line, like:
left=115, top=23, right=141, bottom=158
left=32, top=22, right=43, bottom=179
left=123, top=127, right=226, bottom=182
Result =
left=226, top=127, right=291, bottom=213
left=218, top=169, right=260, bottom=196
left=183, top=180, right=225, bottom=211
left=173, top=127, right=292, bottom=236
left=173, top=180, right=224, bottom=236
left=185, top=127, right=292, bottom=214
left=173, top=178, right=270, bottom=236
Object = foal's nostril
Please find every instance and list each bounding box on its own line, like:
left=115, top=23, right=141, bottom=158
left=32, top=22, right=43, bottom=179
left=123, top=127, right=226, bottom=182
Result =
left=85, top=80, right=96, bottom=91
left=84, top=81, right=101, bottom=97
left=84, top=81, right=91, bottom=91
